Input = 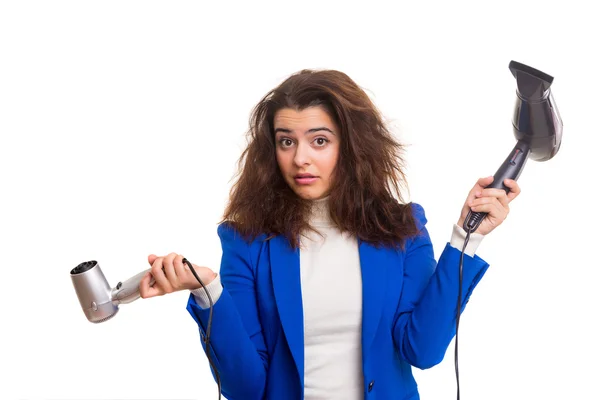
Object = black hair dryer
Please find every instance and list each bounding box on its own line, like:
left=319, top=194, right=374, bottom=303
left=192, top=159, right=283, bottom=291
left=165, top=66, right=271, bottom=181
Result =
left=464, top=60, right=563, bottom=233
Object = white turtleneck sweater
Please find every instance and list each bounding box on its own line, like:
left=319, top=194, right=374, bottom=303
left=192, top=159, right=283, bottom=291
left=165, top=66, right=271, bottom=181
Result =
left=192, top=198, right=483, bottom=399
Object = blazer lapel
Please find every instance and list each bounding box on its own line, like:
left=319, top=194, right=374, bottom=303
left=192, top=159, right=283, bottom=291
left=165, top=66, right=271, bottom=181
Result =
left=269, top=235, right=305, bottom=388
left=359, top=240, right=388, bottom=354
left=268, top=235, right=388, bottom=386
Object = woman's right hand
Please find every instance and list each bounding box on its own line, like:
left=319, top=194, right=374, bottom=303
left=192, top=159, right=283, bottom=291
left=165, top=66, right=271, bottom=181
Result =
left=139, top=252, right=217, bottom=299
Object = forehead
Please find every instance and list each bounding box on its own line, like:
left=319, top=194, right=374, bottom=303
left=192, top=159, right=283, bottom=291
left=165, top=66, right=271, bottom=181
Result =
left=273, top=107, right=336, bottom=131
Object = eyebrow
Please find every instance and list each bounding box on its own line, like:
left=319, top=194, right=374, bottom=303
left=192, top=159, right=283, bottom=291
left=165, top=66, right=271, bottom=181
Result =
left=274, top=127, right=335, bottom=135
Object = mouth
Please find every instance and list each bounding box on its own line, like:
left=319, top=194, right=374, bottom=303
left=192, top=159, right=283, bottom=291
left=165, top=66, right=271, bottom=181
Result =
left=294, top=174, right=318, bottom=185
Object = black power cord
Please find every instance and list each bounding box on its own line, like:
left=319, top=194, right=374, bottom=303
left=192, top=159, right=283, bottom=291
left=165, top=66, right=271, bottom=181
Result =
left=457, top=207, right=488, bottom=399
left=455, top=229, right=471, bottom=400
left=183, top=257, right=222, bottom=400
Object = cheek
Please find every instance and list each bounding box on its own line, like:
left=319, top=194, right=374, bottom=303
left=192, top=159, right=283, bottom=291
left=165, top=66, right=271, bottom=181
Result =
left=276, top=150, right=290, bottom=173
left=321, top=147, right=339, bottom=177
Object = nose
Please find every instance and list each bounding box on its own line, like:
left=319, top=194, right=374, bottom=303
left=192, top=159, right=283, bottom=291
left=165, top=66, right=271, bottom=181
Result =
left=293, top=142, right=311, bottom=167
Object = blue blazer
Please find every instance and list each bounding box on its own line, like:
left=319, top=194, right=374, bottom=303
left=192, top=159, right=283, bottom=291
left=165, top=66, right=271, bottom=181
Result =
left=187, top=204, right=489, bottom=400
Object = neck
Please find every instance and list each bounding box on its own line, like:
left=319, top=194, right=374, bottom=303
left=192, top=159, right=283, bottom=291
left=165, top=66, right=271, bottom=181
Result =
left=308, top=196, right=333, bottom=227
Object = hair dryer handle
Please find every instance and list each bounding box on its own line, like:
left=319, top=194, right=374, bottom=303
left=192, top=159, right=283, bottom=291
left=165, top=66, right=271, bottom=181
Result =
left=463, top=141, right=530, bottom=233
left=112, top=269, right=156, bottom=305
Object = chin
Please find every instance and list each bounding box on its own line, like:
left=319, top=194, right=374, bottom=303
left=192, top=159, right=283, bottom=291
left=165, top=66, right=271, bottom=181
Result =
left=293, top=188, right=328, bottom=200
left=286, top=178, right=330, bottom=200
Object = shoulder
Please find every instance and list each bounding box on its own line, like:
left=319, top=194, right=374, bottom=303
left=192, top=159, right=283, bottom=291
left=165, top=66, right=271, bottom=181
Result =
left=386, top=203, right=432, bottom=256
left=409, top=202, right=428, bottom=231
left=217, top=221, right=269, bottom=249
left=216, top=222, right=270, bottom=274
left=217, top=221, right=241, bottom=240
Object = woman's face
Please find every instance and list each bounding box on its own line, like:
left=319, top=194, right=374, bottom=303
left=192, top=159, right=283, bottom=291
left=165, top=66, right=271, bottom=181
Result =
left=274, top=106, right=340, bottom=200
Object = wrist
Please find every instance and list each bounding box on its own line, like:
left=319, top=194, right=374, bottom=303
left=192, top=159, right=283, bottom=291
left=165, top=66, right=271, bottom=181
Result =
left=450, top=223, right=484, bottom=257
left=189, top=271, right=217, bottom=290
left=191, top=273, right=223, bottom=308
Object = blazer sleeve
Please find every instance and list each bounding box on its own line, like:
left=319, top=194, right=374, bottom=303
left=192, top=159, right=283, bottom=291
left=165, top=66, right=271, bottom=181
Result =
left=392, top=203, right=490, bottom=369
left=186, top=222, right=268, bottom=400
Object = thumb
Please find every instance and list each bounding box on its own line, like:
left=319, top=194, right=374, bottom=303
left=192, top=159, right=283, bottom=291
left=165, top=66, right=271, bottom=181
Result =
left=139, top=271, right=158, bottom=299
left=477, top=175, right=494, bottom=188
left=148, top=254, right=158, bottom=265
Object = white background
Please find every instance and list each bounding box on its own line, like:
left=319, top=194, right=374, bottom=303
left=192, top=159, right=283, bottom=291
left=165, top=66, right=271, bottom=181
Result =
left=1, top=1, right=598, bottom=399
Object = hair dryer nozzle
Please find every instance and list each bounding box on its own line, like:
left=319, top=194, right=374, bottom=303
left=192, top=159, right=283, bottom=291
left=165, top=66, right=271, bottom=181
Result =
left=71, top=261, right=154, bottom=323
left=509, top=60, right=553, bottom=101
left=70, top=261, right=118, bottom=323
left=509, top=60, right=563, bottom=161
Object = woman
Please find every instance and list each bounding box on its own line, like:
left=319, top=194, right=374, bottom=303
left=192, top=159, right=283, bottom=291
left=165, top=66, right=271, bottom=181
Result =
left=140, top=69, right=521, bottom=400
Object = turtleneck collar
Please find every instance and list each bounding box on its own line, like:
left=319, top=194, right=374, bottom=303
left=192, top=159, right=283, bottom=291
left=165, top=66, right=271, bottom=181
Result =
left=307, top=196, right=334, bottom=228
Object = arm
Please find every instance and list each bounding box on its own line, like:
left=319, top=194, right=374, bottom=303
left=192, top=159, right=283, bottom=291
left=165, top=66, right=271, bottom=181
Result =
left=393, top=176, right=521, bottom=369
left=186, top=223, right=268, bottom=400
left=392, top=203, right=489, bottom=369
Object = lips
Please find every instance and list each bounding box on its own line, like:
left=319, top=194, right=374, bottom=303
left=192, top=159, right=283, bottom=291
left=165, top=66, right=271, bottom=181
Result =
left=294, top=173, right=318, bottom=185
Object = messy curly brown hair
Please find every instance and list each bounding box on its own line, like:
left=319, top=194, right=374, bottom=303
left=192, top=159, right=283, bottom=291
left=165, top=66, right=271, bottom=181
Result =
left=221, top=69, right=418, bottom=250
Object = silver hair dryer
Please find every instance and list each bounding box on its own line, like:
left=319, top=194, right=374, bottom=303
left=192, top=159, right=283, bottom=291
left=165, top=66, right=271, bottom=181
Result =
left=71, top=259, right=223, bottom=398
left=70, top=260, right=154, bottom=323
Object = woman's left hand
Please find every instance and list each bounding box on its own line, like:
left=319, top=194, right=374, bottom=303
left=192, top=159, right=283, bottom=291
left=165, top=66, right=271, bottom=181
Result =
left=457, top=176, right=521, bottom=236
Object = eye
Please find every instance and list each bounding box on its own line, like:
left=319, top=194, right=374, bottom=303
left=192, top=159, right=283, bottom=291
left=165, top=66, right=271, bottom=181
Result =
left=278, top=138, right=294, bottom=148
left=314, top=137, right=329, bottom=147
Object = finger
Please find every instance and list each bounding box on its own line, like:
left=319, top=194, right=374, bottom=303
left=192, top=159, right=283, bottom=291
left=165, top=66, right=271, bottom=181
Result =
left=477, top=188, right=509, bottom=209
left=471, top=197, right=506, bottom=223
left=490, top=199, right=507, bottom=224
left=173, top=255, right=186, bottom=282
left=163, top=252, right=180, bottom=289
left=151, top=257, right=173, bottom=293
left=148, top=254, right=158, bottom=266
left=458, top=176, right=494, bottom=227
left=471, top=195, right=507, bottom=211
left=475, top=176, right=494, bottom=189
left=503, top=179, right=521, bottom=202
left=140, top=271, right=162, bottom=299
left=467, top=176, right=494, bottom=203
